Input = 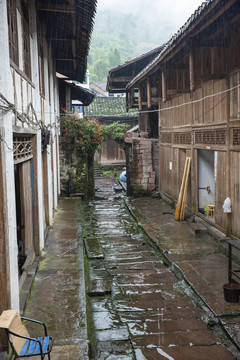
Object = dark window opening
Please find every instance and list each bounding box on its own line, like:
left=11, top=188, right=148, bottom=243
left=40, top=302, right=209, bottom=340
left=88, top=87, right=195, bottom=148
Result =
left=7, top=0, right=19, bottom=66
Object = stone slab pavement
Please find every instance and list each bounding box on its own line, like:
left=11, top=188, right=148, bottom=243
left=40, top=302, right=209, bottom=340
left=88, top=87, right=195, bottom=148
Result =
left=20, top=198, right=88, bottom=360
left=126, top=196, right=240, bottom=351
left=12, top=190, right=240, bottom=359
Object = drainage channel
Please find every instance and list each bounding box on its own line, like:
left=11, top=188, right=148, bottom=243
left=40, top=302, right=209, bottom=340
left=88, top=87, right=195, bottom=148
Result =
left=80, top=175, right=239, bottom=360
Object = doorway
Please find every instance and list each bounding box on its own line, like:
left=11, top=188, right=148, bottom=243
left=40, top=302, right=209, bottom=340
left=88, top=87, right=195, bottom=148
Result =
left=198, top=149, right=216, bottom=214
left=14, top=159, right=35, bottom=276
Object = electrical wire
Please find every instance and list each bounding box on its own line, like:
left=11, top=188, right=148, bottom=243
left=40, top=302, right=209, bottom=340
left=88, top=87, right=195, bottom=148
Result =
left=0, top=92, right=60, bottom=131
left=131, top=81, right=240, bottom=116
left=0, top=135, right=14, bottom=151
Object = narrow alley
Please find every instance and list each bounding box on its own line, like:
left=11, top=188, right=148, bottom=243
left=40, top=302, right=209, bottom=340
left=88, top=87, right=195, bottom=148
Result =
left=80, top=175, right=238, bottom=359
left=23, top=172, right=240, bottom=360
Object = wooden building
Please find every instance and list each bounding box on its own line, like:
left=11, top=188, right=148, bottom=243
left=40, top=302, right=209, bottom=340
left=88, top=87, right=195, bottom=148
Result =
left=0, top=0, right=96, bottom=352
left=115, top=0, right=240, bottom=237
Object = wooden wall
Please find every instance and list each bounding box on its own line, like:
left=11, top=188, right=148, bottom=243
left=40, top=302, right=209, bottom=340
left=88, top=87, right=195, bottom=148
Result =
left=20, top=160, right=34, bottom=250
left=230, top=151, right=240, bottom=237
left=215, top=151, right=227, bottom=229
left=0, top=136, right=9, bottom=351
left=99, top=139, right=125, bottom=165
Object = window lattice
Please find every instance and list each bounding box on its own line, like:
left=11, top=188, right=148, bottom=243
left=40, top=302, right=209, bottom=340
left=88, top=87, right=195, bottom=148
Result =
left=13, top=136, right=33, bottom=163
left=232, top=128, right=240, bottom=145
left=161, top=133, right=172, bottom=144
left=195, top=129, right=226, bottom=145
left=173, top=132, right=191, bottom=145
left=216, top=129, right=226, bottom=144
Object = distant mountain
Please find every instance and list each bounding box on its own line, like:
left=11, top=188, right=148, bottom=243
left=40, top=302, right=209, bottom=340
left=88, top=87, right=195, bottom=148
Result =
left=88, top=8, right=162, bottom=82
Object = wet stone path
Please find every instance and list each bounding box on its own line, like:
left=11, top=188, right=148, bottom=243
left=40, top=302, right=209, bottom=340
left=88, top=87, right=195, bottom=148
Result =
left=81, top=176, right=236, bottom=360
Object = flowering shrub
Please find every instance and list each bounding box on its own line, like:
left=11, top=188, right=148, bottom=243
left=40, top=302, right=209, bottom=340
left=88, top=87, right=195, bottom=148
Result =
left=60, top=111, right=104, bottom=158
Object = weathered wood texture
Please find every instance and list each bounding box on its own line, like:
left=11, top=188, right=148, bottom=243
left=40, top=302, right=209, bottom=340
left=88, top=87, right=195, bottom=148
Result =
left=98, top=139, right=125, bottom=165
left=230, top=151, right=240, bottom=238
left=215, top=151, right=227, bottom=229
left=0, top=134, right=9, bottom=351
left=20, top=160, right=34, bottom=250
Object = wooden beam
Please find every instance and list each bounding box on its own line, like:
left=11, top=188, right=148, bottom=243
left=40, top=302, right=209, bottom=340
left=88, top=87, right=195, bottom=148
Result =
left=189, top=42, right=195, bottom=92
left=147, top=78, right=151, bottom=109
left=162, top=70, right=167, bottom=103
left=138, top=86, right=142, bottom=112
left=193, top=39, right=228, bottom=48
left=37, top=3, right=75, bottom=13
left=168, top=63, right=188, bottom=70
left=109, top=76, right=133, bottom=82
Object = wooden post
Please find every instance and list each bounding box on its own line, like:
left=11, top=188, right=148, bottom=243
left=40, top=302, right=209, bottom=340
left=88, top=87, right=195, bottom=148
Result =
left=87, top=152, right=95, bottom=198
left=0, top=129, right=9, bottom=352
left=147, top=78, right=151, bottom=109
left=162, top=70, right=167, bottom=103
left=189, top=41, right=195, bottom=92
left=138, top=86, right=142, bottom=112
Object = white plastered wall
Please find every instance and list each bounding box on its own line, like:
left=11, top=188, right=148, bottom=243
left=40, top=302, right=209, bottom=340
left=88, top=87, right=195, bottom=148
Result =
left=0, top=0, right=61, bottom=312
left=0, top=0, right=19, bottom=311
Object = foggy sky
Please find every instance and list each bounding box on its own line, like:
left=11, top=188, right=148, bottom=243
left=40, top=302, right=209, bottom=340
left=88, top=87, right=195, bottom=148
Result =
left=96, top=0, right=205, bottom=43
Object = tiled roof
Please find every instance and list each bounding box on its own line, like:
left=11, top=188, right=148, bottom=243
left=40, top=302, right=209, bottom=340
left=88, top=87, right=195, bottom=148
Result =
left=37, top=0, right=97, bottom=83
left=127, top=0, right=213, bottom=88
left=84, top=97, right=139, bottom=120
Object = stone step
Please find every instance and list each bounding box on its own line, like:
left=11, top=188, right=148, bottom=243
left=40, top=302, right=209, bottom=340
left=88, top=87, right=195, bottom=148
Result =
left=87, top=279, right=112, bottom=296
left=83, top=237, right=104, bottom=259
left=190, top=222, right=208, bottom=235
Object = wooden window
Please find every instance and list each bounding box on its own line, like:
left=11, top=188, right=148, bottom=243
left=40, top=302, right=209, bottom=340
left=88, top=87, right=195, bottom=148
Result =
left=7, top=0, right=19, bottom=66
left=195, top=129, right=226, bottom=145
left=13, top=135, right=33, bottom=164
left=22, top=0, right=31, bottom=79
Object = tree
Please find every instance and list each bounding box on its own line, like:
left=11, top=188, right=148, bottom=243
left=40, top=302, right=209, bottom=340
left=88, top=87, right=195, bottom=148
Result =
left=60, top=114, right=130, bottom=197
left=93, top=58, right=108, bottom=81
left=103, top=121, right=130, bottom=149
left=61, top=111, right=104, bottom=197
left=108, top=47, right=121, bottom=68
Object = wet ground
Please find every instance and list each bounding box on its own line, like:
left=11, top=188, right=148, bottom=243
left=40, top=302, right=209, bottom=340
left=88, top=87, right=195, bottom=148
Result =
left=22, top=173, right=240, bottom=360
left=80, top=175, right=239, bottom=359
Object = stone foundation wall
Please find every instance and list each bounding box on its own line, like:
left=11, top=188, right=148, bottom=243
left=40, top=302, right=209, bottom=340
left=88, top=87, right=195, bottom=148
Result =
left=132, top=138, right=156, bottom=195
left=152, top=140, right=159, bottom=189
left=59, top=139, right=86, bottom=196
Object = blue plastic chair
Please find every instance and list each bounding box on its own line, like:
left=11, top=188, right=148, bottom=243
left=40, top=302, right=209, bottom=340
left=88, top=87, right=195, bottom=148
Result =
left=0, top=310, right=53, bottom=360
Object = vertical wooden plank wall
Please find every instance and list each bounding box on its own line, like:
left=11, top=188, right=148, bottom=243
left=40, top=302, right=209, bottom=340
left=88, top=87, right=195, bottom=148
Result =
left=230, top=151, right=240, bottom=237
left=0, top=133, right=9, bottom=351
left=20, top=161, right=34, bottom=250
left=215, top=151, right=227, bottom=229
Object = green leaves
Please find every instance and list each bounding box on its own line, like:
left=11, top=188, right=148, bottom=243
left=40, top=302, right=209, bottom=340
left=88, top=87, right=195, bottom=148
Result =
left=102, top=121, right=130, bottom=145
left=61, top=112, right=104, bottom=158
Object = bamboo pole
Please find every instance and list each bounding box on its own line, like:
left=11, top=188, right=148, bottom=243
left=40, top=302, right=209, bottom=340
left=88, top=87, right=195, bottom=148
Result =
left=175, top=157, right=191, bottom=221
left=180, top=157, right=191, bottom=220
left=175, top=157, right=188, bottom=220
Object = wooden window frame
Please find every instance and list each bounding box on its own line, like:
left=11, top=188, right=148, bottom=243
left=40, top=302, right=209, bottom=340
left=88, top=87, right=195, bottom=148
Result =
left=7, top=0, right=19, bottom=66
left=21, top=0, right=31, bottom=79
left=39, top=43, right=45, bottom=97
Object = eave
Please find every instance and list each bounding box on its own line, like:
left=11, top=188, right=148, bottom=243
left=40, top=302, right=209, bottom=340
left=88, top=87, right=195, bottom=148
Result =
left=36, top=0, right=97, bottom=83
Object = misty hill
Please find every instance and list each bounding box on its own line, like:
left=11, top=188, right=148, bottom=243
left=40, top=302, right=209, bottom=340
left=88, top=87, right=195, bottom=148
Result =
left=88, top=8, right=169, bottom=82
